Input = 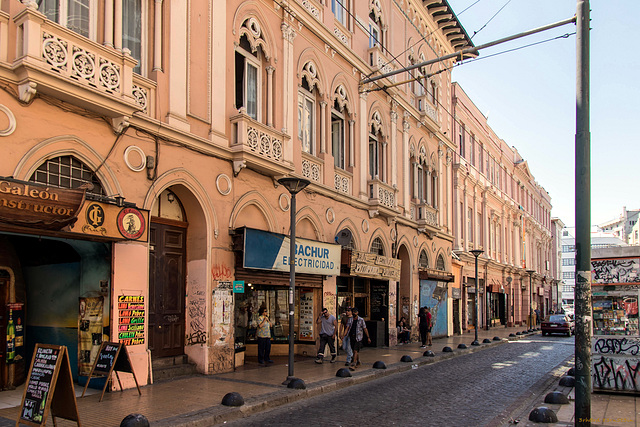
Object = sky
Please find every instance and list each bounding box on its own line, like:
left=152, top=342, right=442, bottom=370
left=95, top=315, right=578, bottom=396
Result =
left=446, top=0, right=639, bottom=227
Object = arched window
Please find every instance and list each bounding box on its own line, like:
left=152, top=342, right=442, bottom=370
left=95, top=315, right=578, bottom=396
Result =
left=235, top=18, right=270, bottom=122
left=370, top=237, right=384, bottom=256
left=419, top=250, right=429, bottom=269
left=331, top=85, right=352, bottom=170
left=436, top=254, right=445, bottom=271
left=30, top=155, right=105, bottom=196
left=369, top=112, right=385, bottom=182
left=369, top=2, right=384, bottom=49
left=298, top=61, right=320, bottom=156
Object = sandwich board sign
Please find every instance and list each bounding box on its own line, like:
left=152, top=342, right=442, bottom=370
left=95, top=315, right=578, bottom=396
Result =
left=81, top=341, right=141, bottom=402
left=17, top=344, right=80, bottom=426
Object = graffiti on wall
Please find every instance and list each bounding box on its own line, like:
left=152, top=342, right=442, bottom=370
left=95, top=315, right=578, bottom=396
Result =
left=187, top=289, right=206, bottom=345
left=592, top=258, right=640, bottom=284
left=419, top=280, right=448, bottom=338
left=594, top=337, right=640, bottom=356
left=211, top=264, right=233, bottom=281
left=593, top=355, right=640, bottom=391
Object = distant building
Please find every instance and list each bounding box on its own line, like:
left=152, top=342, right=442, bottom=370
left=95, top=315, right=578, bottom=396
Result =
left=629, top=220, right=640, bottom=246
left=597, top=207, right=640, bottom=243
left=561, top=227, right=628, bottom=305
left=551, top=218, right=565, bottom=312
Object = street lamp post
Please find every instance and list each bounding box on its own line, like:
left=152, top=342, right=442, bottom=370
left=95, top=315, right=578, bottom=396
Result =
left=470, top=250, right=483, bottom=346
left=277, top=177, right=310, bottom=386
left=527, top=270, right=535, bottom=330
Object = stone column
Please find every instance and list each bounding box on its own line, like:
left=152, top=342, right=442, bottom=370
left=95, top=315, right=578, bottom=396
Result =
left=319, top=100, right=327, bottom=154
left=281, top=22, right=296, bottom=163
left=153, top=0, right=163, bottom=71
left=114, top=0, right=122, bottom=50
left=266, top=66, right=275, bottom=127
left=402, top=117, right=410, bottom=216
left=390, top=109, right=398, bottom=188
left=349, top=119, right=355, bottom=168
left=359, top=91, right=368, bottom=199
left=104, top=0, right=114, bottom=47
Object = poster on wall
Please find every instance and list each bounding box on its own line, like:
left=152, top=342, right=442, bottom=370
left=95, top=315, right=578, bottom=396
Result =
left=299, top=291, right=314, bottom=340
left=78, top=296, right=104, bottom=375
left=117, top=295, right=145, bottom=346
left=6, top=303, right=24, bottom=364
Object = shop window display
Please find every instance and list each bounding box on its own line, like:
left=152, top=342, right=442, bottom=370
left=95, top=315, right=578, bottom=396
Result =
left=234, top=287, right=315, bottom=345
left=593, top=293, right=639, bottom=336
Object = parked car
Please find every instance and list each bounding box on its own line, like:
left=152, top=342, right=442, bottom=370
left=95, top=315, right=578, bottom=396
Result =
left=541, top=314, right=575, bottom=336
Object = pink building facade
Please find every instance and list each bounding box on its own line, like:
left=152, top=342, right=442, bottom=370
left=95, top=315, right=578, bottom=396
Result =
left=0, top=0, right=476, bottom=388
left=451, top=83, right=554, bottom=330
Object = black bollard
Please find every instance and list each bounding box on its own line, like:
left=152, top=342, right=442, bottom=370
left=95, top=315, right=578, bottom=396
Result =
left=457, top=343, right=467, bottom=349
left=120, top=414, right=150, bottom=427
left=482, top=339, right=491, bottom=344
left=559, top=375, right=575, bottom=387
left=528, top=407, right=558, bottom=423
left=423, top=350, right=435, bottom=357
left=287, top=378, right=306, bottom=389
left=442, top=346, right=453, bottom=353
left=336, top=368, right=352, bottom=377
left=373, top=361, right=387, bottom=369
left=221, top=392, right=245, bottom=407
left=400, top=355, right=413, bottom=362
left=493, top=336, right=502, bottom=341
left=544, top=391, right=569, bottom=404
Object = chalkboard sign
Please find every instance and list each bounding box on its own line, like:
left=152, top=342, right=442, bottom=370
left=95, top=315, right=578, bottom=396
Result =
left=81, top=341, right=141, bottom=402
left=18, top=344, right=80, bottom=426
left=93, top=343, right=120, bottom=375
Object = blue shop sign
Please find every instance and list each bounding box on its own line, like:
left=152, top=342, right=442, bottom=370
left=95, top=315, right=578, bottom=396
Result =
left=243, top=228, right=340, bottom=276
left=233, top=281, right=245, bottom=293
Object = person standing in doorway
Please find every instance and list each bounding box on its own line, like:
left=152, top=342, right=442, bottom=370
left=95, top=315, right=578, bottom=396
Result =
left=339, top=307, right=354, bottom=366
left=426, top=307, right=433, bottom=346
left=418, top=307, right=428, bottom=348
left=315, top=307, right=338, bottom=363
left=257, top=307, right=273, bottom=366
left=348, top=307, right=370, bottom=370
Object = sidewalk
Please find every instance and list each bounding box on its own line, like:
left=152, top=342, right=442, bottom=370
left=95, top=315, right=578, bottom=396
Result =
left=0, top=326, right=634, bottom=426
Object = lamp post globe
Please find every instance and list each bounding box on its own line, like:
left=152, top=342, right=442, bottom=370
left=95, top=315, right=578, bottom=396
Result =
left=277, top=177, right=310, bottom=385
left=470, top=249, right=484, bottom=346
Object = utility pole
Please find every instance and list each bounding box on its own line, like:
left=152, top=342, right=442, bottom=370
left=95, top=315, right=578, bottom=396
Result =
left=574, top=0, right=591, bottom=425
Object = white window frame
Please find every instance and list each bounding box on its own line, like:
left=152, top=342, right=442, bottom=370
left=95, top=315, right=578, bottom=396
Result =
left=39, top=0, right=98, bottom=40
left=332, top=0, right=348, bottom=27
left=369, top=18, right=381, bottom=49
left=369, top=130, right=380, bottom=180
left=123, top=0, right=147, bottom=75
left=331, top=108, right=345, bottom=169
left=236, top=46, right=262, bottom=121
left=298, top=86, right=315, bottom=155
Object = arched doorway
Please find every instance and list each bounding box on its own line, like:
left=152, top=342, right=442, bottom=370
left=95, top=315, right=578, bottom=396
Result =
left=397, top=244, right=412, bottom=325
left=149, top=189, right=187, bottom=358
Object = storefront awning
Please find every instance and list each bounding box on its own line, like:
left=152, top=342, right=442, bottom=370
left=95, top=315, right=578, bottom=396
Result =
left=419, top=268, right=454, bottom=282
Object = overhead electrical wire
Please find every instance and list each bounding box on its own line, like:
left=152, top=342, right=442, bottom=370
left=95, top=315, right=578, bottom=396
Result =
left=471, top=0, right=513, bottom=39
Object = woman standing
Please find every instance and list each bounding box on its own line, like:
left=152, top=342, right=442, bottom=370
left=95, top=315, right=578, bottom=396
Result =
left=417, top=307, right=428, bottom=348
left=257, top=307, right=273, bottom=365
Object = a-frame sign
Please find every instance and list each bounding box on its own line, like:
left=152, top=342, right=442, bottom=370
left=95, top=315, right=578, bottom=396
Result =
left=81, top=341, right=141, bottom=402
left=17, top=344, right=80, bottom=426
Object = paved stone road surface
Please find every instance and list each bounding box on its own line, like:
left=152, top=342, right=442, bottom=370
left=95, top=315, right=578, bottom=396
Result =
left=226, top=335, right=574, bottom=426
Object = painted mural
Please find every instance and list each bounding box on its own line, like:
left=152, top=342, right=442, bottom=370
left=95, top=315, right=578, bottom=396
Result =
left=419, top=280, right=448, bottom=338
left=593, top=336, right=640, bottom=392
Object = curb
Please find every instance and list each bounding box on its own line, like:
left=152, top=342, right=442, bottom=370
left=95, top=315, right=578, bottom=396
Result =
left=154, top=332, right=538, bottom=426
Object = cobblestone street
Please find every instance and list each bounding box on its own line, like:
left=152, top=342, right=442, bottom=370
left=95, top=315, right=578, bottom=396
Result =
left=227, top=335, right=574, bottom=426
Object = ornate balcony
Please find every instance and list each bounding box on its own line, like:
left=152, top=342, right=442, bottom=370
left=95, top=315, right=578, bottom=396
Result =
left=367, top=47, right=395, bottom=83
left=367, top=178, right=397, bottom=218
left=334, top=169, right=351, bottom=195
left=301, top=152, right=322, bottom=184
left=230, top=113, right=292, bottom=177
left=10, top=7, right=155, bottom=123
left=415, top=202, right=438, bottom=228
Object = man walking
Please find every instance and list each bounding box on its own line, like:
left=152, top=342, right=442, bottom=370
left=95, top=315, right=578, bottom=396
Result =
left=315, top=307, right=338, bottom=363
left=348, top=307, right=370, bottom=370
left=339, top=307, right=354, bottom=366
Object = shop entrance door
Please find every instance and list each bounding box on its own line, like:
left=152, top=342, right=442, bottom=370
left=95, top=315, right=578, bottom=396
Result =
left=0, top=272, right=7, bottom=389
left=149, top=220, right=186, bottom=358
